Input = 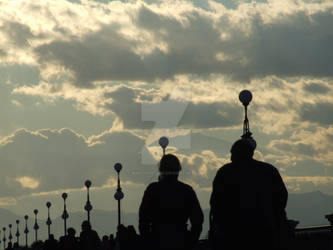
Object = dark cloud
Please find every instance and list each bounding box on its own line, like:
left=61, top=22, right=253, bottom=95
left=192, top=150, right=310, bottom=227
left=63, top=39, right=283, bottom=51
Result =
left=32, top=4, right=333, bottom=86
left=0, top=48, right=7, bottom=57
left=134, top=5, right=333, bottom=81
left=219, top=9, right=333, bottom=80
left=104, top=86, right=242, bottom=129
left=269, top=140, right=316, bottom=157
left=300, top=102, right=333, bottom=125
left=35, top=25, right=149, bottom=88
left=0, top=128, right=156, bottom=197
left=303, top=82, right=330, bottom=94
left=1, top=21, right=35, bottom=47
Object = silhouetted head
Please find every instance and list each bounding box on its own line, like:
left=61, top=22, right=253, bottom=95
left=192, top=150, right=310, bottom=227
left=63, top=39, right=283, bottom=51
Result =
left=231, top=138, right=256, bottom=162
left=159, top=154, right=181, bottom=175
left=49, top=234, right=55, bottom=240
left=67, top=227, right=76, bottom=237
left=81, top=220, right=91, bottom=231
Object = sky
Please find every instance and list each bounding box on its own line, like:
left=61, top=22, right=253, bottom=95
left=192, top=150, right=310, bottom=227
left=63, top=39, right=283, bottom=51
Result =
left=0, top=0, right=333, bottom=224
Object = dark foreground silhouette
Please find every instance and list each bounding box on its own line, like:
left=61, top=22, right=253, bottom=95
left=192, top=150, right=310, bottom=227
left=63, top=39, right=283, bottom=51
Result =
left=139, top=154, right=204, bottom=250
left=210, top=137, right=290, bottom=250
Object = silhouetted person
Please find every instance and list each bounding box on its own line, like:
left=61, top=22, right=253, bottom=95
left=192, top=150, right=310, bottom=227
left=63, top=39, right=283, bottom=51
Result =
left=79, top=220, right=101, bottom=250
left=43, top=234, right=58, bottom=250
left=59, top=227, right=79, bottom=250
left=210, top=138, right=288, bottom=250
left=109, top=234, right=116, bottom=250
left=116, top=224, right=131, bottom=250
left=6, top=242, right=13, bottom=250
left=101, top=235, right=112, bottom=250
left=139, top=154, right=204, bottom=250
left=12, top=243, right=20, bottom=250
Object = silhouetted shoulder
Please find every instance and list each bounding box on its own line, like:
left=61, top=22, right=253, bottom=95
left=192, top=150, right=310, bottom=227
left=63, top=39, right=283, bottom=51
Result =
left=215, top=163, right=233, bottom=174
left=252, top=159, right=281, bottom=174
left=145, top=181, right=159, bottom=190
left=253, top=159, right=275, bottom=168
left=177, top=180, right=196, bottom=192
left=147, top=180, right=195, bottom=193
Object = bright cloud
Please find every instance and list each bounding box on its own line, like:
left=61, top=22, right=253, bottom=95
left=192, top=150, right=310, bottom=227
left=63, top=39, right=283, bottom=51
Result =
left=16, top=176, right=40, bottom=189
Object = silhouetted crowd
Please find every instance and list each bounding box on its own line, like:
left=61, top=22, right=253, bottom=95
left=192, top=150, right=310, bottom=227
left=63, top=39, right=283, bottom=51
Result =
left=3, top=137, right=296, bottom=250
left=3, top=221, right=142, bottom=250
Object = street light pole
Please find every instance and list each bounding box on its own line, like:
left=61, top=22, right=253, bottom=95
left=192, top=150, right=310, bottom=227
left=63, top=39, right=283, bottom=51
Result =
left=33, top=209, right=39, bottom=243
left=61, top=193, right=69, bottom=236
left=239, top=90, right=253, bottom=138
left=15, top=220, right=20, bottom=246
left=46, top=202, right=52, bottom=239
left=238, top=89, right=256, bottom=148
left=84, top=180, right=93, bottom=224
left=2, top=227, right=6, bottom=250
left=8, top=224, right=12, bottom=244
left=24, top=215, right=29, bottom=247
left=114, top=163, right=124, bottom=228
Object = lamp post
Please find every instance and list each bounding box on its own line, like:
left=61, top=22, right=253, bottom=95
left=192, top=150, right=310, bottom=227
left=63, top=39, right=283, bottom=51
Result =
left=84, top=180, right=93, bottom=224
left=46, top=202, right=52, bottom=239
left=24, top=215, right=29, bottom=247
left=61, top=193, right=69, bottom=236
left=2, top=227, right=6, bottom=250
left=114, top=163, right=124, bottom=228
left=239, top=90, right=253, bottom=138
left=15, top=220, right=20, bottom=246
left=158, top=136, right=169, bottom=156
left=8, top=224, right=12, bottom=244
left=33, top=209, right=39, bottom=243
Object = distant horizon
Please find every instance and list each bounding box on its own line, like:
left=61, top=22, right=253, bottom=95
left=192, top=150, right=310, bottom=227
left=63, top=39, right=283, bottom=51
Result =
left=0, top=189, right=332, bottom=243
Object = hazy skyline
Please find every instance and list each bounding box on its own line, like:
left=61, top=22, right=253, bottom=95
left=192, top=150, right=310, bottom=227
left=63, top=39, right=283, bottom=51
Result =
left=1, top=0, right=333, bottom=223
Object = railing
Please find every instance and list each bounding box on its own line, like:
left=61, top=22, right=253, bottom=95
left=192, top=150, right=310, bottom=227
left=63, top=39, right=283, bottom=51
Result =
left=294, top=225, right=332, bottom=250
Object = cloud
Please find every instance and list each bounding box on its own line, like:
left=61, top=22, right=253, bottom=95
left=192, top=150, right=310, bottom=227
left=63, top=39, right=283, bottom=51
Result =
left=1, top=0, right=328, bottom=86
left=1, top=21, right=36, bottom=48
left=16, top=176, right=39, bottom=189
left=300, top=102, right=333, bottom=125
left=0, top=126, right=238, bottom=199
left=267, top=125, right=333, bottom=168
left=0, top=128, right=157, bottom=197
left=303, top=82, right=330, bottom=94
left=181, top=150, right=229, bottom=188
left=0, top=49, right=7, bottom=57
left=35, top=24, right=147, bottom=88
left=268, top=139, right=316, bottom=157
left=103, top=85, right=242, bottom=129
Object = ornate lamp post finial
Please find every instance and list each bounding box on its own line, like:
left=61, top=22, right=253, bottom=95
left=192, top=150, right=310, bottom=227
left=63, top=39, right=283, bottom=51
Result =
left=114, top=163, right=124, bottom=228
left=84, top=180, right=93, bottom=224
left=158, top=136, right=169, bottom=156
left=239, top=90, right=253, bottom=138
